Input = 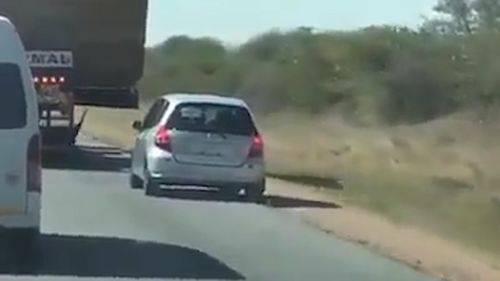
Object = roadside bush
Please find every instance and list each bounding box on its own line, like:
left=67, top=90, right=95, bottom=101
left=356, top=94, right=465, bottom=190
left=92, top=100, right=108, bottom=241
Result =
left=137, top=21, right=500, bottom=123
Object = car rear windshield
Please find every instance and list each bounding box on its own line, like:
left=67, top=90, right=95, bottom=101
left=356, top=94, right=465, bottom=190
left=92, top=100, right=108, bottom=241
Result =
left=167, top=103, right=256, bottom=136
left=0, top=63, right=26, bottom=129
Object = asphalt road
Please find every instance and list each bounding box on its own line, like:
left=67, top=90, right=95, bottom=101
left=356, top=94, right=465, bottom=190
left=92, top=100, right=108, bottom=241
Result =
left=0, top=136, right=438, bottom=281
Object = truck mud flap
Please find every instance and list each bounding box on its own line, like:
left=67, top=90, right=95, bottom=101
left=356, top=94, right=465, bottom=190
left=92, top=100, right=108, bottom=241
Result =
left=71, top=108, right=88, bottom=144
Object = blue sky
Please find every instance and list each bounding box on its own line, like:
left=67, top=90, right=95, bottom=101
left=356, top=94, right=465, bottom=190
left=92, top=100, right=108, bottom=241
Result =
left=146, top=0, right=437, bottom=46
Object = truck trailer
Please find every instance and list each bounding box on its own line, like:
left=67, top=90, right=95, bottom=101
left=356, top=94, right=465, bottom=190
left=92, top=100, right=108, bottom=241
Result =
left=0, top=0, right=148, bottom=148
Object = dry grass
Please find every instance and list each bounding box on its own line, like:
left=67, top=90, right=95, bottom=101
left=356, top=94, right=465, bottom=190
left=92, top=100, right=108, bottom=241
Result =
left=79, top=107, right=500, bottom=262
left=77, top=107, right=140, bottom=149
left=262, top=111, right=500, bottom=261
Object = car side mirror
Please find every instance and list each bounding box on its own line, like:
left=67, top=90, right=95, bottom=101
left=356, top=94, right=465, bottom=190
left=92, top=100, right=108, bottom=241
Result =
left=132, top=120, right=143, bottom=131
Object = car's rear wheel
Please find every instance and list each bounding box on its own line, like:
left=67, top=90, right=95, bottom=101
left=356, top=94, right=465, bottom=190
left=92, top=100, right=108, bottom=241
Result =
left=245, top=180, right=266, bottom=203
left=143, top=158, right=160, bottom=196
left=145, top=178, right=160, bottom=196
left=130, top=173, right=143, bottom=189
left=143, top=170, right=160, bottom=196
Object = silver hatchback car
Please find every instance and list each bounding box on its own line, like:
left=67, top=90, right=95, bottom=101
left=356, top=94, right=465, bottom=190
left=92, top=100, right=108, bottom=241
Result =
left=130, top=93, right=266, bottom=201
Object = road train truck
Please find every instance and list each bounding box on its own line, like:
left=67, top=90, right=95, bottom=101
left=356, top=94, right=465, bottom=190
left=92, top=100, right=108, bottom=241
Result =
left=0, top=0, right=148, bottom=148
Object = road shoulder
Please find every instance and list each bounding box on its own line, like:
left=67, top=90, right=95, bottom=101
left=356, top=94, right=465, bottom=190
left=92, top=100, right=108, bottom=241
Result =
left=266, top=179, right=500, bottom=281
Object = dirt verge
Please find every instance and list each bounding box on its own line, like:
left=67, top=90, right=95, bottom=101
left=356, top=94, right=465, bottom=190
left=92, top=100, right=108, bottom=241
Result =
left=266, top=179, right=500, bottom=281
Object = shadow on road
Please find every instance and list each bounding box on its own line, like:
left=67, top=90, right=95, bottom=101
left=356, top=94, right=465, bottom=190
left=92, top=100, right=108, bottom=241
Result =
left=266, top=195, right=342, bottom=209
left=0, top=233, right=243, bottom=280
left=151, top=188, right=342, bottom=209
left=269, top=173, right=345, bottom=190
left=42, top=145, right=130, bottom=173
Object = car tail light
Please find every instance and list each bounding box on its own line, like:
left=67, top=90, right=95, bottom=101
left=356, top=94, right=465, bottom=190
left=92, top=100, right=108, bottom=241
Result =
left=155, top=127, right=172, bottom=152
left=27, top=134, right=42, bottom=192
left=248, top=133, right=264, bottom=158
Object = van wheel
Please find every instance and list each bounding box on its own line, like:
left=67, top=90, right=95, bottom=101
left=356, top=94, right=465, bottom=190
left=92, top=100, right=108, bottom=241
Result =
left=8, top=228, right=41, bottom=274
left=130, top=173, right=143, bottom=189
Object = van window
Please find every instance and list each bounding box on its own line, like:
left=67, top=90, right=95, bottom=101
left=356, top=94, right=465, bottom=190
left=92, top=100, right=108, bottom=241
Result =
left=167, top=103, right=256, bottom=136
left=0, top=64, right=26, bottom=129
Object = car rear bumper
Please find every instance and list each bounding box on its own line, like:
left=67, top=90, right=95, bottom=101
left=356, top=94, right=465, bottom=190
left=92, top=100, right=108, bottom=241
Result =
left=147, top=148, right=265, bottom=188
left=0, top=192, right=40, bottom=229
left=149, top=175, right=264, bottom=190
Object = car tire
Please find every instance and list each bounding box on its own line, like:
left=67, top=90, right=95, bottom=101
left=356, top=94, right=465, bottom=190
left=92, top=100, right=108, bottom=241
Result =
left=130, top=173, right=143, bottom=189
left=144, top=171, right=160, bottom=196
left=142, top=160, right=158, bottom=196
left=245, top=180, right=266, bottom=203
left=145, top=179, right=160, bottom=196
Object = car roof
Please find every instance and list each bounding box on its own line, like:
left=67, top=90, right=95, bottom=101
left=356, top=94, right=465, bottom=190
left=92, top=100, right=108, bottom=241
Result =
left=160, top=93, right=249, bottom=108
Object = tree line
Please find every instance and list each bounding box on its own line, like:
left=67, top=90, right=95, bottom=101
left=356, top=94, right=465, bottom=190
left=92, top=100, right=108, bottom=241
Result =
left=139, top=0, right=500, bottom=124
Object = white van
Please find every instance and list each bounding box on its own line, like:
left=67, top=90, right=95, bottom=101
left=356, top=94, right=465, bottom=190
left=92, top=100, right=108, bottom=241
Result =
left=0, top=16, right=42, bottom=270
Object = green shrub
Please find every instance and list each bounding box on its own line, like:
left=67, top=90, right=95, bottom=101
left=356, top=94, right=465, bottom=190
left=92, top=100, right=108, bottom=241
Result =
left=137, top=20, right=500, bottom=123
